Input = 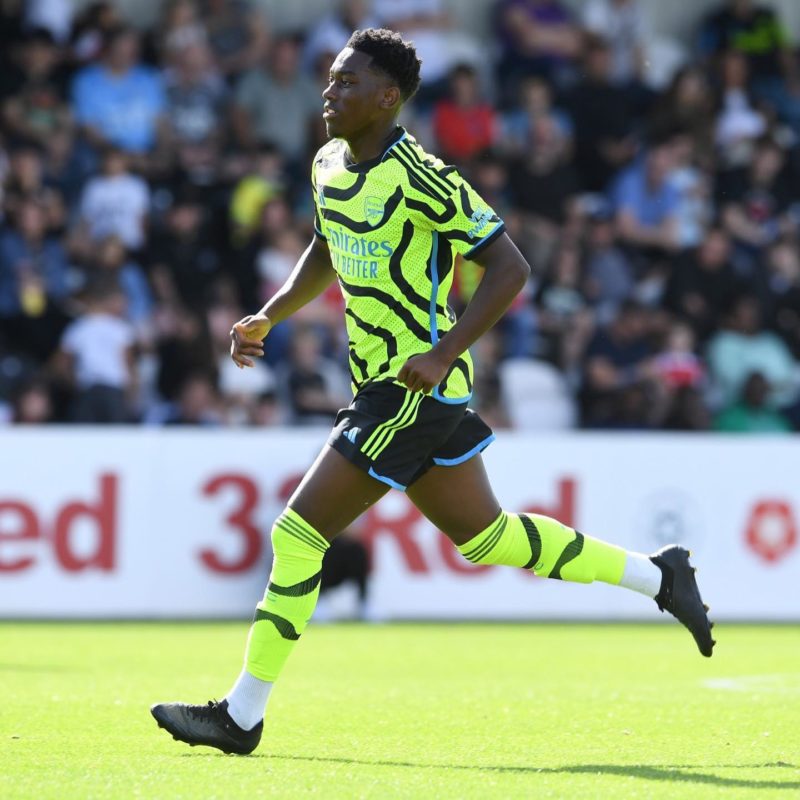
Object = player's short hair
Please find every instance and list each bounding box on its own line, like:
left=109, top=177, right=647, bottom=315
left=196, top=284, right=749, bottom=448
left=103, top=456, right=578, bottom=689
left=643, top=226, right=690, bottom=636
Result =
left=346, top=28, right=422, bottom=102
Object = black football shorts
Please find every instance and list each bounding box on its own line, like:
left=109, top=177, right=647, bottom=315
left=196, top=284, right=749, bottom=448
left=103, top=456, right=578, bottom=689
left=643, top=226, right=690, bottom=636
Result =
left=328, top=380, right=495, bottom=491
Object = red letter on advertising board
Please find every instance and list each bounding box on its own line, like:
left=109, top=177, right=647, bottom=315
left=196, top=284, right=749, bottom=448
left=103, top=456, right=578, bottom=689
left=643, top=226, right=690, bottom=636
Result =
left=200, top=474, right=262, bottom=573
left=745, top=499, right=797, bottom=563
left=0, top=501, right=40, bottom=572
left=53, top=474, right=117, bottom=571
left=526, top=478, right=576, bottom=528
left=362, top=502, right=428, bottom=573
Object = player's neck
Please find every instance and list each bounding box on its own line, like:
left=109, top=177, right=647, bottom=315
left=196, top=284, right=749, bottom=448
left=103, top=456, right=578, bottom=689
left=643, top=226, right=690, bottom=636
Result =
left=344, top=121, right=400, bottom=166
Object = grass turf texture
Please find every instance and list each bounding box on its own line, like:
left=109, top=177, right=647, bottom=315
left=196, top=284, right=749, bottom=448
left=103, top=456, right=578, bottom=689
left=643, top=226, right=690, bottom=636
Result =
left=2, top=623, right=798, bottom=799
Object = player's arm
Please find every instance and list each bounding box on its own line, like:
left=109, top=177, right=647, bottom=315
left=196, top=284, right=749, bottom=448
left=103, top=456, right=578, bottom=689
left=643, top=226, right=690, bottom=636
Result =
left=397, top=233, right=531, bottom=392
left=230, top=234, right=334, bottom=369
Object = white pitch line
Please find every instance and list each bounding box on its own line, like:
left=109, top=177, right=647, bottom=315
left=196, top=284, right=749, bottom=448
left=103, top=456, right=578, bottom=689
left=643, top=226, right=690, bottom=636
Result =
left=703, top=674, right=800, bottom=694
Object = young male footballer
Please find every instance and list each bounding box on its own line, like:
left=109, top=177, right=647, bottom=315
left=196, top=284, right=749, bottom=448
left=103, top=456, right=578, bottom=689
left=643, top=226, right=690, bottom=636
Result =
left=152, top=29, right=715, bottom=755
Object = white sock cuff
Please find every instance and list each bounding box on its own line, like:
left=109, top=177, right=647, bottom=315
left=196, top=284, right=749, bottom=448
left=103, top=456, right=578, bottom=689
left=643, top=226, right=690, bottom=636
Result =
left=619, top=552, right=663, bottom=599
left=225, top=668, right=273, bottom=731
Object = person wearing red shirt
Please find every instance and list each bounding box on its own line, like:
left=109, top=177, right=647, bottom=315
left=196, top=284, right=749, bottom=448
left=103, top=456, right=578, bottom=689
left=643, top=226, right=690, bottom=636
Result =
left=433, top=64, right=496, bottom=163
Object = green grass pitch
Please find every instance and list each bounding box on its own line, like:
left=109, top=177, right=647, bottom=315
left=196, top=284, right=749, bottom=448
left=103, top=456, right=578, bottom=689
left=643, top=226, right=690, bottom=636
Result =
left=2, top=622, right=798, bottom=799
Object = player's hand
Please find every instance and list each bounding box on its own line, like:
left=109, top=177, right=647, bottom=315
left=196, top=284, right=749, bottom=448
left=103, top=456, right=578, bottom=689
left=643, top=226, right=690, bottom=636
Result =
left=230, top=313, right=271, bottom=369
left=397, top=351, right=451, bottom=394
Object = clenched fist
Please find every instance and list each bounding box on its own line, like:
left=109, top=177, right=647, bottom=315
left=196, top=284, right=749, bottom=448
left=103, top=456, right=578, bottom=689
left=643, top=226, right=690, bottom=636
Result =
left=230, top=314, right=271, bottom=369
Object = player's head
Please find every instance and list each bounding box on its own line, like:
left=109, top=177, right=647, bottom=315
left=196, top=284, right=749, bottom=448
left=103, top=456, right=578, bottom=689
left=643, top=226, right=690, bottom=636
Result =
left=322, top=28, right=421, bottom=139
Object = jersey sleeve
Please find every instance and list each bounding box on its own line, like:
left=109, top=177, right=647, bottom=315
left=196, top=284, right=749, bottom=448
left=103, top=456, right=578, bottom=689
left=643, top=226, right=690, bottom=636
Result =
left=310, top=159, right=326, bottom=240
left=438, top=173, right=505, bottom=261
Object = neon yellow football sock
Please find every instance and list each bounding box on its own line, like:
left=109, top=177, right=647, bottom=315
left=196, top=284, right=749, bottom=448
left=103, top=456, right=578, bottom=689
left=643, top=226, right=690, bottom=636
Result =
left=244, top=508, right=329, bottom=682
left=457, top=511, right=627, bottom=585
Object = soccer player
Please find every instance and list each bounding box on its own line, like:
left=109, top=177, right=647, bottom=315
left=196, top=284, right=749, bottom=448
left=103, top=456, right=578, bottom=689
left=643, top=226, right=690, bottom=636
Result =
left=151, top=29, right=714, bottom=755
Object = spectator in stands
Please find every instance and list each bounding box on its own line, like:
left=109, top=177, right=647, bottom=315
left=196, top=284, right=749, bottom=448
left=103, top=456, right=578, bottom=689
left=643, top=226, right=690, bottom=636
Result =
left=249, top=389, right=282, bottom=426
left=232, top=35, right=319, bottom=165
left=714, top=50, right=767, bottom=168
left=162, top=41, right=229, bottom=185
left=650, top=320, right=709, bottom=430
left=663, top=226, right=743, bottom=342
left=495, top=0, right=581, bottom=100
left=0, top=199, right=70, bottom=361
left=146, top=186, right=221, bottom=310
left=283, top=325, right=349, bottom=425
left=231, top=194, right=294, bottom=310
left=68, top=2, right=121, bottom=67
left=507, top=115, right=579, bottom=268
left=164, top=372, right=222, bottom=425
left=153, top=307, right=216, bottom=406
left=718, top=136, right=798, bottom=268
left=699, top=0, right=800, bottom=132
left=707, top=294, right=798, bottom=410
left=40, top=126, right=86, bottom=207
left=433, top=64, right=497, bottom=164
left=468, top=150, right=517, bottom=229
left=583, top=206, right=635, bottom=323
left=471, top=326, right=512, bottom=429
left=3, top=145, right=66, bottom=233
left=669, top=130, right=713, bottom=250
left=582, top=299, right=656, bottom=427
left=375, top=0, right=483, bottom=107
left=714, top=371, right=792, bottom=432
left=611, top=136, right=680, bottom=258
left=80, top=235, right=153, bottom=333
left=1, top=28, right=71, bottom=150
left=649, top=66, right=715, bottom=168
left=564, top=36, right=639, bottom=192
left=155, top=0, right=208, bottom=67
left=9, top=377, right=55, bottom=424
left=500, top=76, right=573, bottom=159
left=762, top=238, right=800, bottom=360
left=535, top=240, right=594, bottom=373
left=229, top=147, right=286, bottom=249
left=199, top=0, right=269, bottom=81
left=24, top=0, right=73, bottom=45
left=302, top=0, right=377, bottom=74
left=581, top=0, right=647, bottom=88
left=203, top=275, right=276, bottom=425
left=76, top=146, right=150, bottom=254
left=55, top=279, right=137, bottom=423
left=71, top=25, right=166, bottom=157
left=652, top=320, right=705, bottom=393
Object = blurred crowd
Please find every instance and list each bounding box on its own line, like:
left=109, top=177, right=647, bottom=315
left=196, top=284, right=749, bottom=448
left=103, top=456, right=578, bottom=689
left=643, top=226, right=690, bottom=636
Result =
left=1, top=0, right=800, bottom=433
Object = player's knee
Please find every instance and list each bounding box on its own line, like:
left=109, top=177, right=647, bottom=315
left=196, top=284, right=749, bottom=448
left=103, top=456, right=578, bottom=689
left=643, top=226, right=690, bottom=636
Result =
left=270, top=508, right=328, bottom=562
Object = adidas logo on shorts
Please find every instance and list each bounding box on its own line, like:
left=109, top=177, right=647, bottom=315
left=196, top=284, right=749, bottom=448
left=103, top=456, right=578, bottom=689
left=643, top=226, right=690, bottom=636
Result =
left=343, top=427, right=361, bottom=444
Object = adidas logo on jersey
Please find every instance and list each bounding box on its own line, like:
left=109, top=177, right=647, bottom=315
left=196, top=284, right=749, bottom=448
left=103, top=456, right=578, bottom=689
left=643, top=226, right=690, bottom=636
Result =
left=343, top=427, right=361, bottom=444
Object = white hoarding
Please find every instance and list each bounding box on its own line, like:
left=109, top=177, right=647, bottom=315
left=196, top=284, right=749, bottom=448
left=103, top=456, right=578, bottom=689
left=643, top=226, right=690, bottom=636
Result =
left=0, top=429, right=797, bottom=619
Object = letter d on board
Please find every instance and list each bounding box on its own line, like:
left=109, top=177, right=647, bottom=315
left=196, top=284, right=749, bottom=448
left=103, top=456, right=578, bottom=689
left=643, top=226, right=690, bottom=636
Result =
left=53, top=474, right=117, bottom=571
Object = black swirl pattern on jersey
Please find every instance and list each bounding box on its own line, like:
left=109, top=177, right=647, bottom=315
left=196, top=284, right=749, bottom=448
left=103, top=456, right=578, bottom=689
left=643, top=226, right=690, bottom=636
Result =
left=320, top=172, right=367, bottom=201
left=441, top=356, right=473, bottom=395
left=338, top=277, right=431, bottom=343
left=345, top=307, right=398, bottom=377
left=390, top=220, right=447, bottom=318
left=406, top=196, right=458, bottom=225
left=348, top=345, right=369, bottom=385
left=321, top=185, right=404, bottom=232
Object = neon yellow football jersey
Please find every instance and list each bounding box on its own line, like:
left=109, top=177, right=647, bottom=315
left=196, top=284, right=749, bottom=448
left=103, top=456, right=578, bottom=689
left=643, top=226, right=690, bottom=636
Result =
left=312, top=126, right=505, bottom=402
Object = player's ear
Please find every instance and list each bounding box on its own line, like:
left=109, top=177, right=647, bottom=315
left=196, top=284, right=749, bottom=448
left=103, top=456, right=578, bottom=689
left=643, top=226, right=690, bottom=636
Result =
left=380, top=85, right=401, bottom=111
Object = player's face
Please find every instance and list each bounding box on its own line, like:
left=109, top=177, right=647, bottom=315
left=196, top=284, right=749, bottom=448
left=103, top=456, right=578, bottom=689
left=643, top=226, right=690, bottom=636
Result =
left=322, top=48, right=395, bottom=140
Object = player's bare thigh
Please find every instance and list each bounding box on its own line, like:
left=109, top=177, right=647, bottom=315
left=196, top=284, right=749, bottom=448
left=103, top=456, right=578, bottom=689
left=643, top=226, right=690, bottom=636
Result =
left=406, top=454, right=501, bottom=547
left=288, top=445, right=390, bottom=541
